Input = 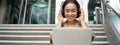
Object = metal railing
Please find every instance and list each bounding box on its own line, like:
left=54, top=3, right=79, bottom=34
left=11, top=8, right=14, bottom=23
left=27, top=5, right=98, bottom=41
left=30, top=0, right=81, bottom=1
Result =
left=105, top=1, right=120, bottom=18
left=102, top=0, right=120, bottom=45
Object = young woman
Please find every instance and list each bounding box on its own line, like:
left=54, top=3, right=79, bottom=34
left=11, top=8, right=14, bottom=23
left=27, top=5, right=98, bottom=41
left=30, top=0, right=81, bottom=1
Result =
left=57, top=0, right=88, bottom=28
left=50, top=0, right=95, bottom=44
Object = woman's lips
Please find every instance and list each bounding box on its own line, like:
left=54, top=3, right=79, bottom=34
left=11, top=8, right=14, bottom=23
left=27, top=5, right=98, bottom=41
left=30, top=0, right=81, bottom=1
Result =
left=68, top=17, right=72, bottom=19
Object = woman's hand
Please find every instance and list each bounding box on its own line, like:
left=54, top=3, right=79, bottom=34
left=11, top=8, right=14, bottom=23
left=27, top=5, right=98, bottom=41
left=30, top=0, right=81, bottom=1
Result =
left=79, top=9, right=85, bottom=22
left=79, top=9, right=88, bottom=28
left=58, top=10, right=64, bottom=24
left=57, top=10, right=64, bottom=27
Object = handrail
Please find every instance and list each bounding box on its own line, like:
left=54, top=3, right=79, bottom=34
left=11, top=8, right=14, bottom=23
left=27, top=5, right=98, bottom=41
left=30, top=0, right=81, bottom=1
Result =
left=105, top=2, right=120, bottom=18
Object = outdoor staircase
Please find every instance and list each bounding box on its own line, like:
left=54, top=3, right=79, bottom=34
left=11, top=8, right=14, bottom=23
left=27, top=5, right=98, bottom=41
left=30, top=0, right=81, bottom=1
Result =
left=0, top=24, right=109, bottom=45
left=91, top=25, right=109, bottom=45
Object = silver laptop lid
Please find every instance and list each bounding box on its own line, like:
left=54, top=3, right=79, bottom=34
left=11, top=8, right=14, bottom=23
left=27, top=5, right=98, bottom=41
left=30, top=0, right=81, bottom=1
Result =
left=53, top=28, right=92, bottom=45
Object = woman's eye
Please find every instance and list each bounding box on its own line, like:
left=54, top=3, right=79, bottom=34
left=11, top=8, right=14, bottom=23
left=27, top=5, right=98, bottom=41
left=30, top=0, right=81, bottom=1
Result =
left=65, top=11, right=69, bottom=13
left=72, top=10, right=76, bottom=12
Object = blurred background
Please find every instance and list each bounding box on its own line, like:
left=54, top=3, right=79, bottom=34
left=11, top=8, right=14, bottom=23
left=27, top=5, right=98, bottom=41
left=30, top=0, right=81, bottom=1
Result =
left=0, top=0, right=119, bottom=24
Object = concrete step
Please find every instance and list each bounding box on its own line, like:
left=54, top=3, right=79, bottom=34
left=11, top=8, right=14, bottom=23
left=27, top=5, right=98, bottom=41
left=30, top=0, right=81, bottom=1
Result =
left=94, top=36, right=107, bottom=41
left=92, top=28, right=104, bottom=31
left=94, top=31, right=105, bottom=34
left=94, top=38, right=107, bottom=41
left=0, top=35, right=49, bottom=41
left=0, top=43, right=50, bottom=45
left=0, top=40, right=50, bottom=43
left=0, top=40, right=50, bottom=45
left=92, top=41, right=109, bottom=45
left=0, top=31, right=51, bottom=35
left=0, top=35, right=49, bottom=37
left=0, top=29, right=52, bottom=31
left=0, top=31, right=51, bottom=33
left=95, top=36, right=107, bottom=39
left=94, top=33, right=106, bottom=36
left=0, top=27, right=53, bottom=29
left=88, top=24, right=103, bottom=28
left=94, top=31, right=106, bottom=36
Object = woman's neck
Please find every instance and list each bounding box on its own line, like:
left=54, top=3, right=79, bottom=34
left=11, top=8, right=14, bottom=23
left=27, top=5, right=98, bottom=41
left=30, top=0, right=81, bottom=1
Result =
left=67, top=20, right=76, bottom=27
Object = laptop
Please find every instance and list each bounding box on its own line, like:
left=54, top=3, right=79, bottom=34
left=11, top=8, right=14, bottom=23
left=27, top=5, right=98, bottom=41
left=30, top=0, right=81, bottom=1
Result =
left=52, top=28, right=92, bottom=45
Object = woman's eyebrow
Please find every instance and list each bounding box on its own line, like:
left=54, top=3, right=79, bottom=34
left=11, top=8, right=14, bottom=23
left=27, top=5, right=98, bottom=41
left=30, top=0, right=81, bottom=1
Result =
left=72, top=9, right=77, bottom=10
left=65, top=9, right=69, bottom=10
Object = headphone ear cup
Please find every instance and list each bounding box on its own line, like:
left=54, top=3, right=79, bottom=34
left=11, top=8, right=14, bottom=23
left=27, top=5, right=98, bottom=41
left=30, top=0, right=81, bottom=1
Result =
left=62, top=9, right=65, bottom=18
left=76, top=9, right=80, bottom=18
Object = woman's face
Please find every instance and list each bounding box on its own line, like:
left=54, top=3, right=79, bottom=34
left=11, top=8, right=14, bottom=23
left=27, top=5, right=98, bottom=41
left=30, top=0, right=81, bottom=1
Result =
left=64, top=3, right=77, bottom=22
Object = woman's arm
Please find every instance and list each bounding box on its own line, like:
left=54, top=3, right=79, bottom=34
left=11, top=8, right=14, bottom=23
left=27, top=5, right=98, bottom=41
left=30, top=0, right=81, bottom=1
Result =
left=57, top=22, right=63, bottom=27
left=80, top=20, right=88, bottom=28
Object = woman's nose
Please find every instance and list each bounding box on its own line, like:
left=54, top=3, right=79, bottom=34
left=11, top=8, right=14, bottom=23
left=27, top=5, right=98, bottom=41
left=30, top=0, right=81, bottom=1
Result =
left=68, top=12, right=72, bottom=16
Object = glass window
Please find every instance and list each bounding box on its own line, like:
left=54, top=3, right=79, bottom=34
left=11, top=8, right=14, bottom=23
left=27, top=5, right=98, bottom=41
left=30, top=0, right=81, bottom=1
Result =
left=3, top=0, right=21, bottom=24
left=88, top=0, right=101, bottom=24
left=2, top=0, right=56, bottom=24
left=25, top=0, right=55, bottom=24
left=49, top=0, right=55, bottom=24
left=25, top=0, right=48, bottom=24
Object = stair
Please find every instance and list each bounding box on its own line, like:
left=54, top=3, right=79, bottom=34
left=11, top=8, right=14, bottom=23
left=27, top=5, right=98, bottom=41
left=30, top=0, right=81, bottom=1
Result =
left=0, top=25, right=52, bottom=45
left=0, top=24, right=109, bottom=45
left=92, top=25, right=109, bottom=45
